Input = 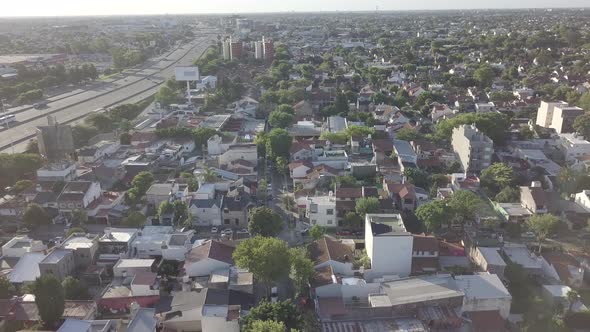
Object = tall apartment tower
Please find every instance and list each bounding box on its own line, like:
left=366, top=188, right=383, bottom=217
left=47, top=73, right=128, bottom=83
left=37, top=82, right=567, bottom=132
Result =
left=262, top=36, right=274, bottom=63
left=536, top=101, right=584, bottom=134
left=221, top=39, right=231, bottom=60
left=451, top=124, right=493, bottom=173
left=37, top=115, right=74, bottom=162
left=254, top=41, right=264, bottom=60
left=230, top=39, right=243, bottom=60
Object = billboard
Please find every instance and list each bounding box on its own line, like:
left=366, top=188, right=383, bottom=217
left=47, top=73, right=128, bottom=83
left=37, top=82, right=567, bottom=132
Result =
left=175, top=66, right=200, bottom=81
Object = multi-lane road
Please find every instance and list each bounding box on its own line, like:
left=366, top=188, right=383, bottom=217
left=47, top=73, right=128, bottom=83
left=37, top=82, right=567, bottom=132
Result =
left=0, top=36, right=213, bottom=153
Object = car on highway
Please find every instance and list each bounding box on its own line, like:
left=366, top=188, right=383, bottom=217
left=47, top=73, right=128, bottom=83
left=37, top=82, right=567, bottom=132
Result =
left=33, top=101, right=48, bottom=109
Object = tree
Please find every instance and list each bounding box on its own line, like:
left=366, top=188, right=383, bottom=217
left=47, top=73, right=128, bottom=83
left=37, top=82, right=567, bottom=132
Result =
left=275, top=156, right=289, bottom=176
left=12, top=179, right=34, bottom=193
left=281, top=195, right=295, bottom=212
left=33, top=275, right=64, bottom=328
left=66, top=227, right=86, bottom=237
left=289, top=247, right=315, bottom=296
left=395, top=127, right=421, bottom=141
left=172, top=200, right=188, bottom=224
left=266, top=128, right=292, bottom=160
left=526, top=214, right=559, bottom=253
left=276, top=104, right=295, bottom=115
left=573, top=113, right=590, bottom=140
left=62, top=276, right=89, bottom=300
left=248, top=207, right=284, bottom=237
left=242, top=300, right=302, bottom=331
left=123, top=211, right=147, bottom=228
left=158, top=201, right=173, bottom=216
left=85, top=112, right=113, bottom=132
left=120, top=132, right=131, bottom=145
left=269, top=111, right=294, bottom=129
left=332, top=175, right=359, bottom=188
left=474, top=64, right=496, bottom=87
left=155, top=85, right=177, bottom=106
left=71, top=209, right=88, bottom=225
left=0, top=276, right=13, bottom=299
left=403, top=168, right=429, bottom=188
left=415, top=200, right=449, bottom=232
left=245, top=320, right=285, bottom=332
left=480, top=163, right=514, bottom=196
left=131, top=171, right=154, bottom=196
left=495, top=187, right=520, bottom=203
left=233, top=237, right=291, bottom=293
left=355, top=197, right=380, bottom=217
left=567, top=289, right=579, bottom=312
left=448, top=190, right=482, bottom=226
left=343, top=212, right=363, bottom=230
left=309, top=224, right=324, bottom=241
left=22, top=203, right=50, bottom=227
left=193, top=128, right=218, bottom=148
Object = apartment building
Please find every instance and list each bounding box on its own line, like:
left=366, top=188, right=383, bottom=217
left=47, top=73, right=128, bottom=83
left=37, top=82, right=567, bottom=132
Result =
left=451, top=124, right=493, bottom=173
left=305, top=194, right=337, bottom=227
left=364, top=214, right=413, bottom=277
left=536, top=101, right=584, bottom=134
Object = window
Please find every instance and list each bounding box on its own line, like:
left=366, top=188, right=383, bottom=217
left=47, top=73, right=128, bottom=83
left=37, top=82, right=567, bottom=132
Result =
left=326, top=209, right=334, bottom=215
left=311, top=219, right=317, bottom=225
left=224, top=219, right=230, bottom=224
left=327, top=220, right=333, bottom=225
left=235, top=219, right=239, bottom=225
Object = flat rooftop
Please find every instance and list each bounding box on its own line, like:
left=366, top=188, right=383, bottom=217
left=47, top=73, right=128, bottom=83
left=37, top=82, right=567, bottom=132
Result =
left=10, top=241, right=31, bottom=249
left=502, top=244, right=542, bottom=270
left=62, top=236, right=95, bottom=250
left=41, top=249, right=72, bottom=264
left=380, top=276, right=464, bottom=307
left=477, top=247, right=506, bottom=267
left=114, top=259, right=155, bottom=269
left=366, top=214, right=408, bottom=236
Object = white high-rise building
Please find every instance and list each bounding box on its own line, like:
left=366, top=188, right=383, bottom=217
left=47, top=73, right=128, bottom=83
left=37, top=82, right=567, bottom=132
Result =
left=221, top=40, right=231, bottom=60
left=254, top=41, right=263, bottom=60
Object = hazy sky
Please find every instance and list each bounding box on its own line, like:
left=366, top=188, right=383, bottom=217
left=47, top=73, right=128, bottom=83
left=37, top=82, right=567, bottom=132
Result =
left=2, top=0, right=589, bottom=17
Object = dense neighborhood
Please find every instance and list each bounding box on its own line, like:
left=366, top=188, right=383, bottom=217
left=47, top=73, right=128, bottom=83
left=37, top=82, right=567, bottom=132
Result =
left=1, top=8, right=590, bottom=332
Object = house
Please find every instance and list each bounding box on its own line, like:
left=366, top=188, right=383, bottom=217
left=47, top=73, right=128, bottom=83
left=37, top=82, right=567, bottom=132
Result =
left=412, top=235, right=439, bottom=275
left=542, top=285, right=587, bottom=312
left=97, top=228, right=138, bottom=266
left=77, top=140, right=120, bottom=164
left=207, top=134, right=237, bottom=156
left=1, top=236, right=46, bottom=258
left=232, top=96, right=259, bottom=118
left=393, top=139, right=418, bottom=170
left=335, top=187, right=362, bottom=201
left=219, top=144, right=257, bottom=166
left=38, top=248, right=76, bottom=281
left=308, top=236, right=355, bottom=275
left=558, top=133, right=590, bottom=162
left=452, top=125, right=493, bottom=173
left=293, top=100, right=313, bottom=119
left=57, top=181, right=102, bottom=212
left=8, top=252, right=46, bottom=284
left=222, top=191, right=253, bottom=228
left=542, top=252, right=585, bottom=288
left=184, top=241, right=235, bottom=277
left=305, top=194, right=337, bottom=227
left=470, top=247, right=507, bottom=278
left=385, top=183, right=428, bottom=211
left=327, top=115, right=347, bottom=133
left=289, top=160, right=314, bottom=184
left=113, top=259, right=156, bottom=277
left=36, top=161, right=77, bottom=182
left=454, top=273, right=512, bottom=318
left=501, top=243, right=543, bottom=276
left=373, top=104, right=399, bottom=123
left=61, top=233, right=99, bottom=269
left=189, top=196, right=223, bottom=226
left=365, top=214, right=413, bottom=277
left=98, top=272, right=160, bottom=313
left=520, top=182, right=548, bottom=214
left=494, top=203, right=532, bottom=223
left=131, top=226, right=194, bottom=259
left=145, top=183, right=175, bottom=206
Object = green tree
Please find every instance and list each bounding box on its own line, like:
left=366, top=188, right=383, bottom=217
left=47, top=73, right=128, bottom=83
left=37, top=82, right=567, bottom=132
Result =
left=71, top=209, right=88, bottom=225
left=343, top=212, right=363, bottom=230
left=448, top=190, right=482, bottom=226
left=567, top=289, right=579, bottom=312
left=276, top=104, right=295, bottom=115
left=12, top=180, right=34, bottom=193
left=403, top=168, right=429, bottom=188
left=245, top=320, right=285, bottom=332
left=415, top=200, right=449, bottom=232
left=22, top=203, right=50, bottom=227
left=233, top=237, right=291, bottom=293
left=474, top=64, right=496, bottom=87
left=123, top=211, right=147, bottom=228
left=577, top=92, right=590, bottom=111
left=289, top=247, right=315, bottom=296
left=275, top=156, right=289, bottom=175
left=480, top=163, right=514, bottom=196
left=495, top=187, right=520, bottom=203
left=155, top=85, right=177, bottom=106
left=558, top=167, right=581, bottom=195
left=395, top=127, right=421, bottom=141
left=193, top=127, right=218, bottom=149
left=131, top=171, right=154, bottom=195
left=0, top=276, right=13, bottom=299
left=62, top=276, right=89, bottom=300
left=242, top=300, right=302, bottom=331
left=120, top=132, right=132, bottom=145
left=332, top=175, right=359, bottom=188
left=66, top=227, right=86, bottom=237
left=266, top=128, right=292, bottom=160
left=526, top=214, right=559, bottom=253
left=269, top=111, right=294, bottom=128
left=573, top=113, right=590, bottom=140
left=158, top=201, right=173, bottom=216
left=33, top=275, right=65, bottom=328
left=355, top=197, right=380, bottom=217
left=173, top=200, right=188, bottom=224
left=309, top=224, right=324, bottom=241
left=248, top=207, right=284, bottom=237
left=85, top=112, right=113, bottom=132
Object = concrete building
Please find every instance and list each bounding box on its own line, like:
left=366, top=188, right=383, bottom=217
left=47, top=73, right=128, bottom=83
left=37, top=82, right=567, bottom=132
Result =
left=520, top=182, right=548, bottom=214
left=305, top=194, right=337, bottom=228
left=36, top=161, right=77, bottom=182
left=1, top=236, right=46, bottom=258
left=559, top=133, right=590, bottom=162
left=222, top=40, right=231, bottom=60
left=470, top=247, right=507, bottom=278
left=364, top=214, right=413, bottom=277
left=454, top=273, right=512, bottom=319
left=254, top=41, right=263, bottom=60
left=38, top=248, right=76, bottom=281
left=56, top=181, right=102, bottom=212
left=113, top=259, right=155, bottom=277
left=451, top=124, right=493, bottom=173
left=536, top=101, right=584, bottom=134
left=262, top=36, right=274, bottom=63
left=36, top=116, right=74, bottom=162
left=61, top=233, right=99, bottom=269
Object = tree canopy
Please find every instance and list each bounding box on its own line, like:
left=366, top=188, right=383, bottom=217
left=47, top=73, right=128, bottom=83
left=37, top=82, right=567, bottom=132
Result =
left=265, top=128, right=292, bottom=160
left=22, top=203, right=50, bottom=227
left=233, top=237, right=291, bottom=291
left=33, top=275, right=65, bottom=328
left=122, top=211, right=147, bottom=228
left=526, top=214, right=559, bottom=253
left=62, top=276, right=89, bottom=300
left=355, top=197, right=380, bottom=217
left=248, top=207, right=284, bottom=237
left=289, top=247, right=315, bottom=296
left=242, top=300, right=303, bottom=332
left=480, top=162, right=514, bottom=196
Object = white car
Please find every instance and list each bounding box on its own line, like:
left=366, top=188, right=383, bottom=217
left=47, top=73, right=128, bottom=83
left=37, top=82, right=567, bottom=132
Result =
left=211, top=226, right=218, bottom=233
left=521, top=231, right=535, bottom=239
left=270, top=286, right=278, bottom=303
left=222, top=228, right=233, bottom=235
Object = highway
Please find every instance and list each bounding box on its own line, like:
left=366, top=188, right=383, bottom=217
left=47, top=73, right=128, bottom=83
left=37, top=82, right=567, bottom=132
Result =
left=0, top=36, right=213, bottom=153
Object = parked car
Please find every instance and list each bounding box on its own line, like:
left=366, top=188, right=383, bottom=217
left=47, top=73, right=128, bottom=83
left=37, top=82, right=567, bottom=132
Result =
left=222, top=228, right=233, bottom=235
left=521, top=231, right=535, bottom=239
left=211, top=226, right=219, bottom=233
left=270, top=286, right=279, bottom=303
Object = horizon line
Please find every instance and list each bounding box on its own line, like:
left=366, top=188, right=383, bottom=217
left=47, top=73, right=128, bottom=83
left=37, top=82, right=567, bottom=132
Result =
left=0, top=6, right=589, bottom=19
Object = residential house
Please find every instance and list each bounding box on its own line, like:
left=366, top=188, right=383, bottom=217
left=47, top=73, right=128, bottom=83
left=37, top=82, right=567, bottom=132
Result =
left=222, top=191, right=253, bottom=228
left=77, top=140, right=120, bottom=164
left=207, top=134, right=237, bottom=156
left=470, top=247, right=507, bottom=278
left=559, top=133, right=590, bottom=162
left=305, top=194, right=337, bottom=228
left=293, top=100, right=313, bottom=120
left=365, top=214, right=413, bottom=277
left=8, top=252, right=46, bottom=284
left=98, top=272, right=160, bottom=313
left=113, top=259, right=156, bottom=277
left=308, top=236, right=355, bottom=275
left=97, top=228, right=138, bottom=267
left=184, top=241, right=235, bottom=277
left=61, top=233, right=99, bottom=269
left=520, top=182, right=548, bottom=214
left=1, top=236, right=46, bottom=258
left=218, top=144, right=257, bottom=166
left=57, top=181, right=102, bottom=212
left=502, top=243, right=543, bottom=276
left=38, top=248, right=76, bottom=281
left=189, top=195, right=223, bottom=226
left=145, top=183, right=176, bottom=206
left=412, top=235, right=439, bottom=275
left=393, top=139, right=418, bottom=170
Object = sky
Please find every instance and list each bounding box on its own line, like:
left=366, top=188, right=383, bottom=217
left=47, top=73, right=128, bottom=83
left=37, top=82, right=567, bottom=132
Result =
left=1, top=0, right=589, bottom=17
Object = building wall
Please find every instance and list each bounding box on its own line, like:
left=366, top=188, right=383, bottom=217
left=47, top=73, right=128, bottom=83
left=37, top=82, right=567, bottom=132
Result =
left=190, top=206, right=222, bottom=226
left=219, top=146, right=257, bottom=166
left=202, top=315, right=239, bottom=332
left=185, top=259, right=230, bottom=277
left=462, top=297, right=511, bottom=319
left=222, top=209, right=247, bottom=228
left=306, top=197, right=337, bottom=228
left=365, top=218, right=413, bottom=277
left=39, top=254, right=75, bottom=281
left=451, top=125, right=492, bottom=173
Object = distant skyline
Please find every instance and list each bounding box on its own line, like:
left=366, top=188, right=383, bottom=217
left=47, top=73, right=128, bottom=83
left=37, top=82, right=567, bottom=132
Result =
left=2, top=0, right=590, bottom=17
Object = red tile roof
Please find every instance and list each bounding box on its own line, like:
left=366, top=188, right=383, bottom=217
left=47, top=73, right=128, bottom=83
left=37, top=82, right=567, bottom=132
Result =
left=413, top=235, right=439, bottom=252
left=308, top=236, right=354, bottom=265
left=335, top=187, right=362, bottom=199
left=186, top=241, right=234, bottom=265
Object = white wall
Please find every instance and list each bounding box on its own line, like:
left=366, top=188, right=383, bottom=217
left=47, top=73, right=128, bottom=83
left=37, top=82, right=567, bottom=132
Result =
left=462, top=297, right=511, bottom=319
left=190, top=205, right=222, bottom=226
left=185, top=259, right=230, bottom=277
left=370, top=236, right=413, bottom=276
left=202, top=316, right=239, bottom=332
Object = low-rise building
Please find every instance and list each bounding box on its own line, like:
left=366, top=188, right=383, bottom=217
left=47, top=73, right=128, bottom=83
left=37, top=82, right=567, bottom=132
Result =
left=365, top=214, right=413, bottom=277
left=113, top=259, right=156, bottom=277
left=184, top=241, right=235, bottom=277
left=61, top=233, right=99, bottom=269
left=1, top=236, right=46, bottom=258
left=520, top=182, right=548, bottom=214
left=559, top=133, right=590, bottom=162
left=38, top=248, right=75, bottom=281
left=305, top=195, right=337, bottom=227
